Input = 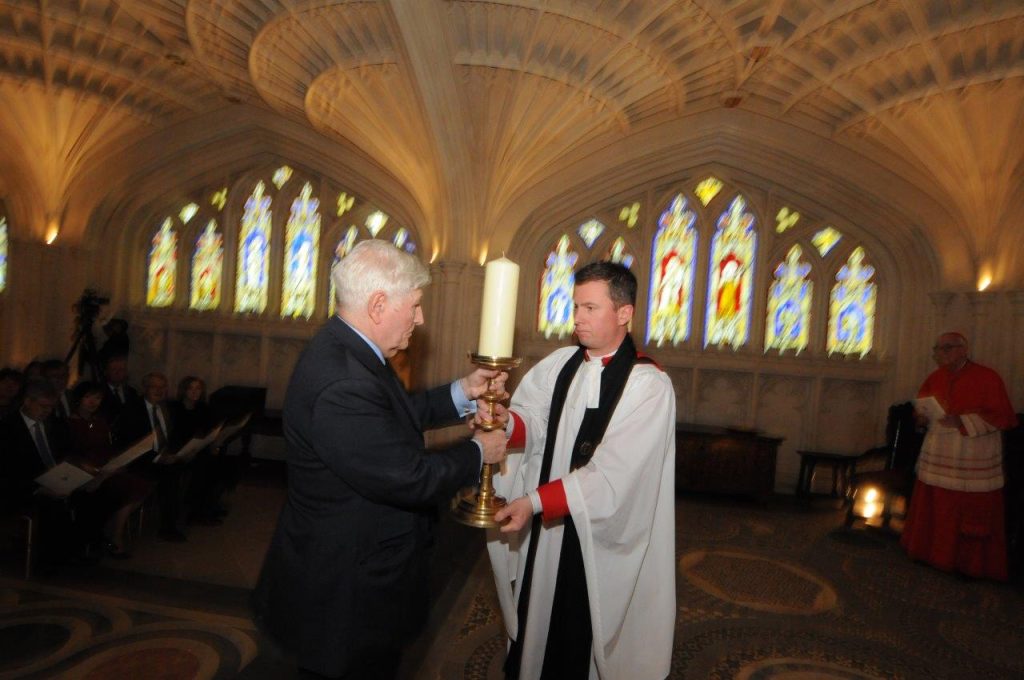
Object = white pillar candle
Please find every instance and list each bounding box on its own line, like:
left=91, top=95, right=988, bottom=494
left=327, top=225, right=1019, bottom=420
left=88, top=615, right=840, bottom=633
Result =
left=478, top=256, right=520, bottom=357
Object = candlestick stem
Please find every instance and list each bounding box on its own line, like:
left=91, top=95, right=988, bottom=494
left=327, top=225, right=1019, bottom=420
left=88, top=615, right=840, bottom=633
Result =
left=451, top=353, right=521, bottom=528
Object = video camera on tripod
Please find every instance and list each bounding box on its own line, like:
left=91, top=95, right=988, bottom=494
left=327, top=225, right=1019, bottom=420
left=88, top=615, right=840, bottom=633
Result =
left=67, top=288, right=110, bottom=379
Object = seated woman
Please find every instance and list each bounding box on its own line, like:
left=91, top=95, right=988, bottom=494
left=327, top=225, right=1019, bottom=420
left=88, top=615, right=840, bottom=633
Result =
left=169, top=376, right=227, bottom=524
left=67, top=381, right=152, bottom=558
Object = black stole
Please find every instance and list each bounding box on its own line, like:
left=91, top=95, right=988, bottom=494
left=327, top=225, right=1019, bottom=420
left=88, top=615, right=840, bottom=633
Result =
left=505, top=334, right=646, bottom=679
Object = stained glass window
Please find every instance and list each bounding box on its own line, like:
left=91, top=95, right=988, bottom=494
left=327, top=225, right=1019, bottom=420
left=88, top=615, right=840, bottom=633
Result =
left=646, top=195, right=697, bottom=346
left=577, top=219, right=605, bottom=249
left=618, top=202, right=640, bottom=228
left=765, top=245, right=812, bottom=354
left=211, top=188, right=227, bottom=211
left=235, top=181, right=272, bottom=314
left=694, top=176, right=723, bottom=206
left=281, top=183, right=321, bottom=319
left=812, top=226, right=843, bottom=257
left=179, top=203, right=199, bottom=224
left=606, top=237, right=634, bottom=269
left=392, top=227, right=416, bottom=253
left=337, top=192, right=355, bottom=217
left=146, top=218, right=177, bottom=307
left=705, top=196, right=757, bottom=349
left=776, top=207, right=799, bottom=233
left=190, top=220, right=223, bottom=311
left=272, top=165, right=293, bottom=189
left=328, top=226, right=359, bottom=317
left=538, top=234, right=577, bottom=339
left=365, top=211, right=388, bottom=237
left=827, top=247, right=876, bottom=358
left=0, top=216, right=7, bottom=293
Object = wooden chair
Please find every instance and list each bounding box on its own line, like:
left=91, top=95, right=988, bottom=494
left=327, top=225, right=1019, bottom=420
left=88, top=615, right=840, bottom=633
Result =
left=845, top=402, right=923, bottom=529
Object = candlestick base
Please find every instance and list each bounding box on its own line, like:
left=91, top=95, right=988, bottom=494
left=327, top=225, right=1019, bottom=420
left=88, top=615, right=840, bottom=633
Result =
left=451, top=482, right=507, bottom=529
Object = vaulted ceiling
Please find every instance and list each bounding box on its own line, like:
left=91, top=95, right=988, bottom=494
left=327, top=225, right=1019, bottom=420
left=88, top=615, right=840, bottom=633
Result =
left=1, top=0, right=1022, bottom=286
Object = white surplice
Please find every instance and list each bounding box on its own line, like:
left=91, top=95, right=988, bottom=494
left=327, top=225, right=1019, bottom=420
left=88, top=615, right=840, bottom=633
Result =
left=486, top=346, right=677, bottom=679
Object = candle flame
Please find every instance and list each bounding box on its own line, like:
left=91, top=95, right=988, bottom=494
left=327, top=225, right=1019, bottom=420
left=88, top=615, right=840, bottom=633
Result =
left=478, top=248, right=488, bottom=266
left=977, top=274, right=992, bottom=291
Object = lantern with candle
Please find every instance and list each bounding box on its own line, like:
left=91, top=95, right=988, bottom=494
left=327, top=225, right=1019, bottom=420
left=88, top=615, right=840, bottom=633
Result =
left=452, top=256, right=522, bottom=528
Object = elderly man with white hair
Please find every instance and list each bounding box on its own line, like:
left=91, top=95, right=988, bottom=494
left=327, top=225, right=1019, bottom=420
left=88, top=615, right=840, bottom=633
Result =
left=252, top=239, right=509, bottom=679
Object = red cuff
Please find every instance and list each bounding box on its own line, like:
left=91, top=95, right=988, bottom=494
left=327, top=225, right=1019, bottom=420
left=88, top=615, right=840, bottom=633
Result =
left=508, top=411, right=526, bottom=449
left=537, top=480, right=570, bottom=521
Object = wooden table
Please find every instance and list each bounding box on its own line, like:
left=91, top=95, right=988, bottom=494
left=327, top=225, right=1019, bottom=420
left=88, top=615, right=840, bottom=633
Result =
left=676, top=424, right=782, bottom=496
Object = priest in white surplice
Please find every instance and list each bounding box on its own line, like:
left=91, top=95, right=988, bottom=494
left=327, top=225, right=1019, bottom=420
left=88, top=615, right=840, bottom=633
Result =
left=486, top=262, right=676, bottom=680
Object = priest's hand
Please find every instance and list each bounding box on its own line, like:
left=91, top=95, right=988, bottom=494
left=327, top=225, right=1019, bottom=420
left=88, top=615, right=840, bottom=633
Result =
left=494, top=496, right=533, bottom=533
left=460, top=369, right=509, bottom=400
left=474, top=428, right=508, bottom=465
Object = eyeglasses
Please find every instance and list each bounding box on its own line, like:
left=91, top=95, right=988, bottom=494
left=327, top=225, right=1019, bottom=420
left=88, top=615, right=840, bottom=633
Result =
left=932, top=344, right=964, bottom=351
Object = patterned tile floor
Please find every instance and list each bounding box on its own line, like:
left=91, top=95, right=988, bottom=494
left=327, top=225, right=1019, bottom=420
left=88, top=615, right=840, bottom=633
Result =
left=2, top=480, right=1022, bottom=679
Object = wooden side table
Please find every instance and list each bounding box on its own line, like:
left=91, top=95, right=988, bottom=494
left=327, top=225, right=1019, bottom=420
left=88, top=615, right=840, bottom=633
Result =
left=795, top=450, right=859, bottom=498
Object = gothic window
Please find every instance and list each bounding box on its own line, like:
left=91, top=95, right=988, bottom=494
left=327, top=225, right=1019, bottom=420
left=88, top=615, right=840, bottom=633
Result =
left=705, top=196, right=757, bottom=350
left=146, top=218, right=177, bottom=307
left=365, top=210, right=388, bottom=237
left=235, top=181, right=272, bottom=314
left=605, top=237, right=634, bottom=269
left=775, top=207, right=799, bottom=233
left=812, top=226, right=843, bottom=257
left=327, top=226, right=359, bottom=317
left=765, top=245, right=812, bottom=354
left=179, top=203, right=199, bottom=225
left=577, top=219, right=605, bottom=249
left=646, top=194, right=697, bottom=347
left=827, top=247, right=876, bottom=357
left=281, top=182, right=321, bottom=319
left=694, top=176, right=723, bottom=207
left=190, top=220, right=223, bottom=311
left=392, top=227, right=416, bottom=253
left=538, top=234, right=577, bottom=339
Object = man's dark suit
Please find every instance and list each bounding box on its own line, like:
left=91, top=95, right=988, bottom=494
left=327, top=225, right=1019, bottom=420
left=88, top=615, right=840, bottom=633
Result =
left=251, top=316, right=481, bottom=678
left=0, top=412, right=86, bottom=560
left=100, top=383, right=139, bottom=426
left=112, top=398, right=183, bottom=533
left=1, top=412, right=68, bottom=511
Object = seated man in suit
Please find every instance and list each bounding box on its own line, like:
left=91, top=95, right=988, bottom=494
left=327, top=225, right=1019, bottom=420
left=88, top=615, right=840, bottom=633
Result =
left=252, top=239, right=510, bottom=679
left=114, top=371, right=188, bottom=542
left=99, top=354, right=139, bottom=426
left=41, top=359, right=73, bottom=421
left=0, top=379, right=85, bottom=565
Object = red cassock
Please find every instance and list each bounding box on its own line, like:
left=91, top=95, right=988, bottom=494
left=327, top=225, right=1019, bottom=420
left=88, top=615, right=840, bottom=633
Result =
left=901, top=360, right=1017, bottom=580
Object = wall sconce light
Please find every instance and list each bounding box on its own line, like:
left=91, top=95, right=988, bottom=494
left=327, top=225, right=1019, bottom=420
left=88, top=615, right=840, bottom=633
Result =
left=44, top=219, right=60, bottom=245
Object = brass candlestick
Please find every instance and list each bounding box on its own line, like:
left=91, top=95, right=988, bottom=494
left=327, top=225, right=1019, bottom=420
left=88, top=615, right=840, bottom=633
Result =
left=451, top=353, right=521, bottom=529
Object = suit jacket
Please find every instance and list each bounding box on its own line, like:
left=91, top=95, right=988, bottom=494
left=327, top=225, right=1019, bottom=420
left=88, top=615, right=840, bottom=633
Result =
left=100, top=383, right=140, bottom=427
left=112, top=398, right=173, bottom=454
left=251, top=316, right=481, bottom=676
left=0, top=412, right=69, bottom=512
